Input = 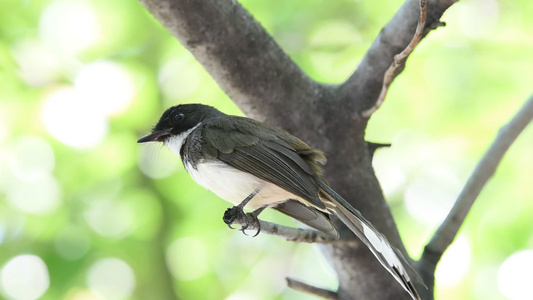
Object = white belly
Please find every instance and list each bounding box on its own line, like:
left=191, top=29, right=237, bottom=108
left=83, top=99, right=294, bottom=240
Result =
left=185, top=160, right=300, bottom=210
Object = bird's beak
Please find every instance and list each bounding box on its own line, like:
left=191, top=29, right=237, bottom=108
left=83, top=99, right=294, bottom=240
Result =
left=137, top=129, right=172, bottom=143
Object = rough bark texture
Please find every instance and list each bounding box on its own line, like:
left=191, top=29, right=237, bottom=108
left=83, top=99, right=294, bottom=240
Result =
left=138, top=0, right=458, bottom=299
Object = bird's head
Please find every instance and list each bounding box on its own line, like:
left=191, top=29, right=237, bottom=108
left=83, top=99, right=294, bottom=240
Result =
left=137, top=104, right=221, bottom=144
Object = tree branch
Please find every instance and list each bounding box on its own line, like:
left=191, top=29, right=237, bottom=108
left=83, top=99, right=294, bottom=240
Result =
left=419, top=94, right=533, bottom=285
left=338, top=0, right=457, bottom=113
left=138, top=0, right=328, bottom=125
left=226, top=212, right=338, bottom=244
left=286, top=277, right=339, bottom=300
left=361, top=0, right=427, bottom=118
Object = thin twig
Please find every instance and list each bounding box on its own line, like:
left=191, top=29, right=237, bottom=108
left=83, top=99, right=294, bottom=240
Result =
left=361, top=0, right=427, bottom=118
left=421, top=94, right=533, bottom=271
left=367, top=141, right=392, bottom=159
left=227, top=212, right=338, bottom=244
left=286, top=277, right=339, bottom=300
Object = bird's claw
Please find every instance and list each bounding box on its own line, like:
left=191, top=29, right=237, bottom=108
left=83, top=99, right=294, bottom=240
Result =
left=223, top=206, right=241, bottom=229
left=223, top=206, right=261, bottom=236
left=249, top=213, right=261, bottom=237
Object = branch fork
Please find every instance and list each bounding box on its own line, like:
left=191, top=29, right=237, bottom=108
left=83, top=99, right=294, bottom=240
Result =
left=361, top=0, right=427, bottom=118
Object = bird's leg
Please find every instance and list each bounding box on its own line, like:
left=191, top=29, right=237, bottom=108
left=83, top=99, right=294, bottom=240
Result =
left=232, top=206, right=267, bottom=237
left=223, top=188, right=261, bottom=232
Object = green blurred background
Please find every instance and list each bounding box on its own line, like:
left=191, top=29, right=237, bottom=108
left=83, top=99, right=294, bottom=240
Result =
left=1, top=0, right=532, bottom=299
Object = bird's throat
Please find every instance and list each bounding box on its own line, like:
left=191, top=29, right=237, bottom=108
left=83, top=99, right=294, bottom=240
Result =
left=164, top=123, right=201, bottom=157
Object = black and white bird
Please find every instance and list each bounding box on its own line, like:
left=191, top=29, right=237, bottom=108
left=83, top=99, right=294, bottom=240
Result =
left=138, top=104, right=421, bottom=299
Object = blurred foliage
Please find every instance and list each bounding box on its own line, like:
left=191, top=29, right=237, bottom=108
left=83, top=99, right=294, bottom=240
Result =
left=0, top=0, right=532, bottom=299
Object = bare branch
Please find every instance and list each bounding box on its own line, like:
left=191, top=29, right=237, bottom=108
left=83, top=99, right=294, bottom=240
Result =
left=361, top=0, right=427, bottom=118
left=226, top=212, right=338, bottom=244
left=286, top=277, right=339, bottom=300
left=339, top=0, right=458, bottom=113
left=420, top=94, right=533, bottom=277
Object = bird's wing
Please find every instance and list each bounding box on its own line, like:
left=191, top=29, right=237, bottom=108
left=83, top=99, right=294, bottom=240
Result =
left=318, top=181, right=422, bottom=300
left=274, top=200, right=338, bottom=238
left=201, top=117, right=327, bottom=211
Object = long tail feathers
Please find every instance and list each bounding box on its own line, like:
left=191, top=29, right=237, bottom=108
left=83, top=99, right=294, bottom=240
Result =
left=318, top=181, right=422, bottom=300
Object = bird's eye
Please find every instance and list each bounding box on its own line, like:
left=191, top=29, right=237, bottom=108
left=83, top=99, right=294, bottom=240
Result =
left=173, top=112, right=185, bottom=123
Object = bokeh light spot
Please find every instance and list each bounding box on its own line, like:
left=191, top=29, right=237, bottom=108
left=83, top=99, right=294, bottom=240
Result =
left=75, top=61, right=136, bottom=117
left=457, top=0, right=499, bottom=39
left=404, top=166, right=460, bottom=224
left=39, top=0, right=101, bottom=54
left=41, top=87, right=108, bottom=148
left=0, top=255, right=50, bottom=300
left=373, top=163, right=406, bottom=197
left=435, top=235, right=471, bottom=287
left=6, top=174, right=61, bottom=215
left=0, top=116, right=6, bottom=143
left=498, top=250, right=533, bottom=300
left=11, top=39, right=62, bottom=87
left=64, top=289, right=101, bottom=300
left=158, top=57, right=201, bottom=101
left=54, top=226, right=91, bottom=261
left=138, top=146, right=179, bottom=179
left=8, top=136, right=55, bottom=181
left=166, top=237, right=209, bottom=281
left=309, top=21, right=360, bottom=47
left=226, top=291, right=258, bottom=300
left=87, top=258, right=135, bottom=299
left=84, top=200, right=135, bottom=239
